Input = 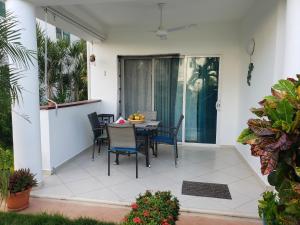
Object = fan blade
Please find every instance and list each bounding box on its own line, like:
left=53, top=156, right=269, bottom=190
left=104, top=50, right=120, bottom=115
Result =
left=167, top=24, right=197, bottom=32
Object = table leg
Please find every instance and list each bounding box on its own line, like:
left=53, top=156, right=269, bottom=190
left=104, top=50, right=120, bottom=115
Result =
left=145, top=134, right=150, bottom=168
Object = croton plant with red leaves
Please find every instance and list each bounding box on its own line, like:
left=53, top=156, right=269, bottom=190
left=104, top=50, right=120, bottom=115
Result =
left=238, top=77, right=300, bottom=224
left=122, top=191, right=179, bottom=225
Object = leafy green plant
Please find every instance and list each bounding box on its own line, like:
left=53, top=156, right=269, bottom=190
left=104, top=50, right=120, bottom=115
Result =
left=258, top=192, right=280, bottom=225
left=238, top=77, right=300, bottom=225
left=8, top=168, right=37, bottom=194
left=122, top=191, right=180, bottom=225
left=0, top=212, right=116, bottom=225
left=36, top=24, right=87, bottom=104
left=0, top=147, right=13, bottom=206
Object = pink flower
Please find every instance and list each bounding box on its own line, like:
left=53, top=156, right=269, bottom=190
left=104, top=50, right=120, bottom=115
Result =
left=131, top=202, right=138, bottom=210
left=119, top=119, right=125, bottom=124
left=143, top=210, right=150, bottom=217
left=133, top=217, right=142, bottom=224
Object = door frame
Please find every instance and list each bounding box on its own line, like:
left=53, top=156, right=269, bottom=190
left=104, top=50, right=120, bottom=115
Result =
left=118, top=54, right=223, bottom=146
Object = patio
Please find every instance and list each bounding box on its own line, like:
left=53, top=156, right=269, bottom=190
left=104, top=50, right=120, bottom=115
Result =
left=32, top=145, right=265, bottom=218
left=4, top=0, right=300, bottom=223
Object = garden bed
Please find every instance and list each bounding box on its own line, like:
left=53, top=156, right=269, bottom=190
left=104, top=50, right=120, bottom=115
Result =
left=0, top=212, right=116, bottom=225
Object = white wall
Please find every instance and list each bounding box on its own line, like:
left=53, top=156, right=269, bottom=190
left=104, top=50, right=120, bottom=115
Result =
left=40, top=101, right=101, bottom=172
left=88, top=22, right=241, bottom=145
left=236, top=0, right=285, bottom=184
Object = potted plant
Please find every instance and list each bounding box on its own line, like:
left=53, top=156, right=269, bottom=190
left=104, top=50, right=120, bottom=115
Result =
left=6, top=168, right=37, bottom=211
left=122, top=191, right=180, bottom=225
left=238, top=77, right=300, bottom=225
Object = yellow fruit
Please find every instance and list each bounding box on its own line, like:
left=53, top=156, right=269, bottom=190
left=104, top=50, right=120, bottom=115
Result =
left=135, top=116, right=140, bottom=120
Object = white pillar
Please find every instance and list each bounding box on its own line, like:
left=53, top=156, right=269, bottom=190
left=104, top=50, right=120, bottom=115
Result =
left=6, top=0, right=43, bottom=183
left=283, top=0, right=300, bottom=77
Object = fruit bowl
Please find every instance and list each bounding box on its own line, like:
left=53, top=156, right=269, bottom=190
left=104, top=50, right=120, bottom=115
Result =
left=128, top=113, right=145, bottom=124
left=128, top=118, right=145, bottom=124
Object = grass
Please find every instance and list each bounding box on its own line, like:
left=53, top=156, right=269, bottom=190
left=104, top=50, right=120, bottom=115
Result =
left=0, top=212, right=117, bottom=225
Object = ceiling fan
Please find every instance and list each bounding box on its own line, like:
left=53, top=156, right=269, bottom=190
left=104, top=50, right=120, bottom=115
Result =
left=153, top=3, right=197, bottom=40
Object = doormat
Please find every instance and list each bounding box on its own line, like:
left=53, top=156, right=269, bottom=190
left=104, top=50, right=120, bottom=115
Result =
left=182, top=181, right=232, bottom=200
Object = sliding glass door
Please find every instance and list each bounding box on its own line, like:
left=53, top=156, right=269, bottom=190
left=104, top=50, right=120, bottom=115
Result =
left=185, top=57, right=219, bottom=144
left=120, top=55, right=220, bottom=144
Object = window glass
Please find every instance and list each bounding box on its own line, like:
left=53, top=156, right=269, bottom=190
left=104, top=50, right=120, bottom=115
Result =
left=0, top=1, right=5, bottom=17
left=56, top=27, right=62, bottom=40
left=63, top=31, right=70, bottom=43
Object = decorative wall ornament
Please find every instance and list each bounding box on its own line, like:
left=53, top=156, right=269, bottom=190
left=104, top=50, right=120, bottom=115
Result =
left=246, top=38, right=255, bottom=86
left=89, top=54, right=96, bottom=62
left=89, top=41, right=96, bottom=63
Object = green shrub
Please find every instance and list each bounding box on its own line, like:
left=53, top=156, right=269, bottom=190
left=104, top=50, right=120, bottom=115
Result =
left=0, top=148, right=13, bottom=205
left=0, top=212, right=116, bottom=225
left=122, top=191, right=180, bottom=225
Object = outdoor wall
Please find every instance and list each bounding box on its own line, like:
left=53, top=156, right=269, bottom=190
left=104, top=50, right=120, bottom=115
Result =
left=88, top=22, right=241, bottom=145
left=40, top=101, right=101, bottom=173
left=236, top=0, right=286, bottom=184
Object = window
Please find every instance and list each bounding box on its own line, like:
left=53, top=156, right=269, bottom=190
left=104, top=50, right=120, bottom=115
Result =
left=63, top=31, right=70, bottom=43
left=56, top=27, right=70, bottom=43
left=0, top=1, right=5, bottom=17
left=56, top=27, right=62, bottom=40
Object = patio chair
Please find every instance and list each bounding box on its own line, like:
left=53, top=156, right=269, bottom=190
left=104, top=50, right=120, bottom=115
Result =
left=106, top=123, right=142, bottom=178
left=88, top=112, right=107, bottom=160
left=151, top=114, right=184, bottom=167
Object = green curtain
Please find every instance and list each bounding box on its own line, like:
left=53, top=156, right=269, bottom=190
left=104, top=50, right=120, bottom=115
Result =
left=124, top=59, right=152, bottom=117
left=154, top=58, right=180, bottom=129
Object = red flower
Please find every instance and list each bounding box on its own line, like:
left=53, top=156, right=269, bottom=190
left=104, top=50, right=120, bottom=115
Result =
left=133, top=217, right=142, bottom=224
left=131, top=202, right=138, bottom=210
left=161, top=219, right=170, bottom=225
left=143, top=210, right=150, bottom=217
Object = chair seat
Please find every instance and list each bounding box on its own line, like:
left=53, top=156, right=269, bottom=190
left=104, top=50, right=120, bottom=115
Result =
left=151, top=135, right=174, bottom=145
left=109, top=147, right=138, bottom=153
left=96, top=132, right=107, bottom=140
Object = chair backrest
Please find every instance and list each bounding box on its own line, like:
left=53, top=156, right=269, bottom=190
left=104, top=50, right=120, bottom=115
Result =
left=174, top=114, right=184, bottom=136
left=88, top=112, right=101, bottom=137
left=140, top=111, right=157, bottom=121
left=106, top=124, right=136, bottom=149
left=98, top=114, right=115, bottom=123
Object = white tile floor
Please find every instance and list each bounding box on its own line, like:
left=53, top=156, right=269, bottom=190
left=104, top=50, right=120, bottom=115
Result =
left=32, top=145, right=266, bottom=218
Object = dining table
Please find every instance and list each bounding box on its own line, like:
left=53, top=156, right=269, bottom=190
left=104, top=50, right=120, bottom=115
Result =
left=135, top=120, right=160, bottom=168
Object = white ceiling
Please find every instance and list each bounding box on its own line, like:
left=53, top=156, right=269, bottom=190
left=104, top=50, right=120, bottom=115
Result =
left=30, top=0, right=259, bottom=40
left=31, top=0, right=258, bottom=28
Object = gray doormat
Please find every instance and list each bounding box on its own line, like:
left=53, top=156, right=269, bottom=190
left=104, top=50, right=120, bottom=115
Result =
left=182, top=181, right=232, bottom=200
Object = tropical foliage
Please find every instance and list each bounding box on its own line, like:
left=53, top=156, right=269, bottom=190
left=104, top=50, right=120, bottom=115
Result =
left=123, top=191, right=180, bottom=225
left=37, top=24, right=87, bottom=104
left=0, top=148, right=13, bottom=206
left=238, top=77, right=300, bottom=225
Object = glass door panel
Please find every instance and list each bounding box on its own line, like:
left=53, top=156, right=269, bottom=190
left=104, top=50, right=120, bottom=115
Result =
left=185, top=57, right=219, bottom=143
